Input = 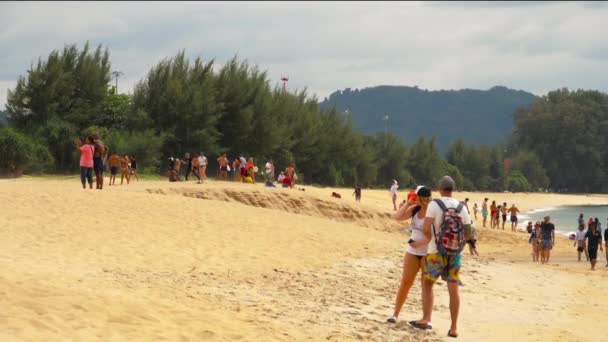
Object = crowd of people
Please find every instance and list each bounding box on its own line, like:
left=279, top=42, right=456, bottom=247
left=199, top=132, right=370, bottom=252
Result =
left=76, top=133, right=137, bottom=189
left=164, top=152, right=299, bottom=188
left=476, top=199, right=520, bottom=231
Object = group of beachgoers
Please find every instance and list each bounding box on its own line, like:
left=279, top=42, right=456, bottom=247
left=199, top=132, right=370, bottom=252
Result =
left=165, top=152, right=299, bottom=188
left=76, top=133, right=138, bottom=189
left=472, top=199, right=521, bottom=232
left=387, top=175, right=475, bottom=339
left=569, top=214, right=607, bottom=270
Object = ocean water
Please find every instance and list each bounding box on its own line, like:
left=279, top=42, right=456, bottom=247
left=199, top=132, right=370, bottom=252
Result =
left=520, top=205, right=608, bottom=235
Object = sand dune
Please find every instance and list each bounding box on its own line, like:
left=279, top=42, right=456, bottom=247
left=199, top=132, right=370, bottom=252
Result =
left=1, top=178, right=607, bottom=341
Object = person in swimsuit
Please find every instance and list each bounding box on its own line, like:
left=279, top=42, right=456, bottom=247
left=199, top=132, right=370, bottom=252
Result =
left=120, top=154, right=131, bottom=185
left=108, top=152, right=120, bottom=186
left=473, top=203, right=479, bottom=221
left=585, top=222, right=603, bottom=270
left=540, top=216, right=555, bottom=264
left=481, top=198, right=489, bottom=228
left=217, top=154, right=229, bottom=180
left=501, top=202, right=508, bottom=230
left=390, top=180, right=399, bottom=211
left=387, top=186, right=432, bottom=324
left=490, top=200, right=497, bottom=229
left=529, top=222, right=540, bottom=262
left=495, top=205, right=502, bottom=229
left=130, top=155, right=139, bottom=182
left=509, top=204, right=520, bottom=232
left=199, top=152, right=208, bottom=183
left=575, top=224, right=589, bottom=262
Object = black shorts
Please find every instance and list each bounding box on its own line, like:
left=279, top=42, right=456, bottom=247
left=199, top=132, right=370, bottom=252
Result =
left=110, top=166, right=118, bottom=175
left=589, top=247, right=598, bottom=260
left=93, top=157, right=104, bottom=174
left=467, top=239, right=477, bottom=249
left=502, top=214, right=507, bottom=222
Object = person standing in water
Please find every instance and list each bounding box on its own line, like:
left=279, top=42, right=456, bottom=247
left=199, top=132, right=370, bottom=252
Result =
left=390, top=180, right=399, bottom=211
left=585, top=222, right=603, bottom=270
left=387, top=186, right=432, bottom=324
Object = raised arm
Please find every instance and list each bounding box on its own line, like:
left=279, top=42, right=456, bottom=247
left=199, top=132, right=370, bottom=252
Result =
left=394, top=204, right=416, bottom=222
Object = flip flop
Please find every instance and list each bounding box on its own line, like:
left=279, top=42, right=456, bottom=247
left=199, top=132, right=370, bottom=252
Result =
left=387, top=316, right=397, bottom=323
left=448, top=330, right=458, bottom=338
left=408, top=321, right=433, bottom=330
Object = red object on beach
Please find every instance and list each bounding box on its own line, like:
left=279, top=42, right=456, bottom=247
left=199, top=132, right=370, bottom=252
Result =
left=407, top=190, right=418, bottom=204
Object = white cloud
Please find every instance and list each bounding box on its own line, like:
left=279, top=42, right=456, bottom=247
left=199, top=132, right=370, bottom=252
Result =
left=1, top=1, right=608, bottom=109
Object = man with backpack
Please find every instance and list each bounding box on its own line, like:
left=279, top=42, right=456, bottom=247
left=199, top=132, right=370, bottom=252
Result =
left=409, top=176, right=472, bottom=339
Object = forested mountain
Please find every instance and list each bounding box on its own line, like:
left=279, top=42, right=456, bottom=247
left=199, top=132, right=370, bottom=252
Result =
left=319, top=86, right=537, bottom=151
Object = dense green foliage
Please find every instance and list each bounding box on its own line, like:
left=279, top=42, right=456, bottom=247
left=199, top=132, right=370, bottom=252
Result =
left=4, top=43, right=607, bottom=193
left=0, top=127, right=54, bottom=176
left=512, top=89, right=608, bottom=192
left=319, top=85, right=537, bottom=152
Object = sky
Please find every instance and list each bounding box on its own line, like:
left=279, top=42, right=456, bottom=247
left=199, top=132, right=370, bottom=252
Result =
left=1, top=1, right=608, bottom=109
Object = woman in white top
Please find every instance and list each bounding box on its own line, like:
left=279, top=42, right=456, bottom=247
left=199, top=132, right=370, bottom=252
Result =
left=390, top=180, right=399, bottom=211
left=388, top=186, right=432, bottom=324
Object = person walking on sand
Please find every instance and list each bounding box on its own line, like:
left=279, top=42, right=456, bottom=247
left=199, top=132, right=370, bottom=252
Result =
left=265, top=159, right=275, bottom=184
left=495, top=205, right=502, bottom=230
left=130, top=155, right=139, bottom=182
left=604, top=219, right=608, bottom=267
left=108, top=152, right=120, bottom=186
left=198, top=152, right=208, bottom=183
left=387, top=186, right=433, bottom=324
left=481, top=198, right=489, bottom=228
left=76, top=136, right=95, bottom=189
left=473, top=203, right=479, bottom=221
left=467, top=224, right=480, bottom=257
left=409, top=176, right=472, bottom=338
left=509, top=204, right=520, bottom=232
left=92, top=133, right=109, bottom=190
left=390, top=180, right=399, bottom=211
left=575, top=224, right=589, bottom=262
left=529, top=222, right=540, bottom=262
left=540, top=216, right=555, bottom=264
left=181, top=153, right=193, bottom=181
left=353, top=185, right=362, bottom=203
left=578, top=213, right=584, bottom=227
left=285, top=163, right=296, bottom=189
left=120, top=154, right=131, bottom=185
left=490, top=200, right=497, bottom=229
left=585, top=222, right=603, bottom=270
left=501, top=202, right=508, bottom=230
left=217, top=154, right=229, bottom=180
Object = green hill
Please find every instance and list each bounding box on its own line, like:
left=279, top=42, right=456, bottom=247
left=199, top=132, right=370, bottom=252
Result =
left=319, top=85, right=537, bottom=152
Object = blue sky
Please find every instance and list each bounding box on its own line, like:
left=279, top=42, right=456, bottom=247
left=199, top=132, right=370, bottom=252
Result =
left=1, top=1, right=608, bottom=109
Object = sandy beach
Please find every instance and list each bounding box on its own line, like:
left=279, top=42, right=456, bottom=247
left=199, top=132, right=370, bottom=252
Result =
left=1, top=177, right=608, bottom=341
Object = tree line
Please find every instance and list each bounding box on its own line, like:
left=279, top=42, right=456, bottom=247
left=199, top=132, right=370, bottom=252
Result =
left=2, top=43, right=607, bottom=193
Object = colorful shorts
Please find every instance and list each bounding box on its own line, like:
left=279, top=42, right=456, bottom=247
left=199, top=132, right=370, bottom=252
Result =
left=424, top=253, right=461, bottom=284
left=481, top=210, right=488, bottom=218
left=540, top=239, right=553, bottom=250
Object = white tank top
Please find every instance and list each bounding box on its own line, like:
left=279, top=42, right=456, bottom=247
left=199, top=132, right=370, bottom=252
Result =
left=407, top=211, right=428, bottom=256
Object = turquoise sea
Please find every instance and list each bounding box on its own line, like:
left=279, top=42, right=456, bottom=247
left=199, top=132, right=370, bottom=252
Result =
left=520, top=205, right=608, bottom=236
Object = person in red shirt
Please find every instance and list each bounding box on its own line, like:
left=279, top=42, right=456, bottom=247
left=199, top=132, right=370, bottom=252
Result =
left=76, top=136, right=95, bottom=189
